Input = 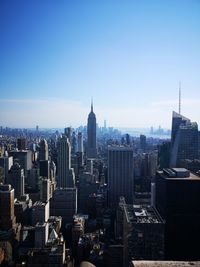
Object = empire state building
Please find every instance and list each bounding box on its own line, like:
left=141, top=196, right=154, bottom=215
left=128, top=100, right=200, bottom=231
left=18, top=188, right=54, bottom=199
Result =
left=87, top=101, right=97, bottom=158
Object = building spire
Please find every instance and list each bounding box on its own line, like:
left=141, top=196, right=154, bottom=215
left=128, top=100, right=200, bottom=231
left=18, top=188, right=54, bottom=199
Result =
left=91, top=97, right=93, bottom=112
left=179, top=81, right=181, bottom=114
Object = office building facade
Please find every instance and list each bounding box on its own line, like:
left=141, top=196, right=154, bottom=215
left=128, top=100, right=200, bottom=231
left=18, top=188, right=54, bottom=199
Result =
left=170, top=111, right=198, bottom=167
left=108, top=146, right=134, bottom=207
left=155, top=168, right=200, bottom=260
left=57, top=135, right=75, bottom=188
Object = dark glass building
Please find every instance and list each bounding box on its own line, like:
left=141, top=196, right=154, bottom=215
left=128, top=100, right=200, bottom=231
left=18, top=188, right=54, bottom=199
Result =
left=108, top=146, right=134, bottom=208
left=155, top=168, right=200, bottom=260
left=170, top=111, right=198, bottom=167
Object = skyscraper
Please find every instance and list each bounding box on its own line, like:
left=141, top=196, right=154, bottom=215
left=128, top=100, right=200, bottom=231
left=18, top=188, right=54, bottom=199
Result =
left=8, top=150, right=32, bottom=177
left=57, top=135, right=75, bottom=188
left=170, top=111, right=198, bottom=167
left=7, top=161, right=25, bottom=199
left=17, top=138, right=27, bottom=150
left=108, top=146, right=134, bottom=208
left=140, top=134, right=146, bottom=151
left=77, top=132, right=83, bottom=153
left=87, top=101, right=97, bottom=158
left=64, top=127, right=72, bottom=142
left=50, top=187, right=77, bottom=226
left=77, top=132, right=84, bottom=166
left=0, top=184, right=16, bottom=230
left=39, top=139, right=49, bottom=161
left=155, top=168, right=200, bottom=260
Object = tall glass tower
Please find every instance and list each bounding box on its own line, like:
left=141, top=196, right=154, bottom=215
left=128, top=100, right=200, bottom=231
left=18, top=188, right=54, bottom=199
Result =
left=170, top=111, right=198, bottom=167
left=87, top=101, right=97, bottom=158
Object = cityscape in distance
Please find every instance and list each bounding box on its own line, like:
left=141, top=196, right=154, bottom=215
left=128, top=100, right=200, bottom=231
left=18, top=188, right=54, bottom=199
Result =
left=1, top=1, right=200, bottom=267
left=1, top=103, right=200, bottom=266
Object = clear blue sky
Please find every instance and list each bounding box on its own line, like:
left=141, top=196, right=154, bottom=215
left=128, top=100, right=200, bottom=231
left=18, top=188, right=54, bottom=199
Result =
left=1, top=0, right=200, bottom=129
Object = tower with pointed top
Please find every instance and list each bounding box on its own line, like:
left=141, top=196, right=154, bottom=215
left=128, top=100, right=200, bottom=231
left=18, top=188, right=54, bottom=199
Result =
left=170, top=111, right=198, bottom=167
left=87, top=100, right=97, bottom=158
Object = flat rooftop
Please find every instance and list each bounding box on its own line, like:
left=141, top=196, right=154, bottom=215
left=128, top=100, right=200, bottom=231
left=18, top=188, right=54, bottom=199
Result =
left=126, top=204, right=164, bottom=224
left=108, top=145, right=133, bottom=151
left=132, top=261, right=200, bottom=267
left=159, top=168, right=200, bottom=180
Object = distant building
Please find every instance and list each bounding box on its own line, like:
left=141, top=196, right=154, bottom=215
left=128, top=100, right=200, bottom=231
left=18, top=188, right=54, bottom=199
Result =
left=155, top=168, right=200, bottom=260
left=179, top=159, right=200, bottom=173
left=77, top=132, right=83, bottom=153
left=77, top=132, right=84, bottom=166
left=8, top=150, right=32, bottom=177
left=108, top=146, right=134, bottom=207
left=17, top=138, right=27, bottom=150
left=64, top=126, right=72, bottom=142
left=72, top=131, right=77, bottom=155
left=87, top=101, right=97, bottom=159
left=39, top=139, right=49, bottom=161
left=158, top=141, right=171, bottom=169
left=140, top=135, right=146, bottom=151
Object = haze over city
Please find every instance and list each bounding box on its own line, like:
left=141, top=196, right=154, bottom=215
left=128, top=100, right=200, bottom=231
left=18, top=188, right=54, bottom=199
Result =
left=1, top=0, right=200, bottom=128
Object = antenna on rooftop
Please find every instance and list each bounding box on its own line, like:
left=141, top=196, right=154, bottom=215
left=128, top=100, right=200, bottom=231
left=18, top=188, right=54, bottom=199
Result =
left=179, top=81, right=181, bottom=114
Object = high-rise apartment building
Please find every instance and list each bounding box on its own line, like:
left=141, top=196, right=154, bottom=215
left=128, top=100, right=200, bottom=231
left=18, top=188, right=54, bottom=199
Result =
left=170, top=111, right=198, bottom=167
left=87, top=101, right=97, bottom=158
left=57, top=135, right=75, bottom=188
left=108, top=146, right=134, bottom=207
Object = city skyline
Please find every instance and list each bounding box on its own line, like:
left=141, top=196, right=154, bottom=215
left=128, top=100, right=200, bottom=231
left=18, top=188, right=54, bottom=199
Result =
left=1, top=0, right=200, bottom=128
